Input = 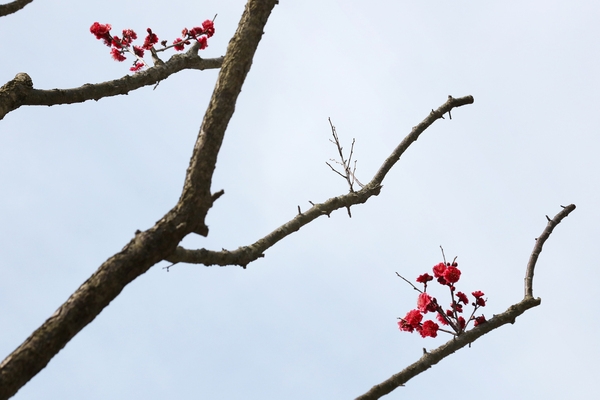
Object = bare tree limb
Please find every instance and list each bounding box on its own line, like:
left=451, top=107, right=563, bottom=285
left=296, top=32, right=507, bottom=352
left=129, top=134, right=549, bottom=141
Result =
left=0, top=0, right=33, bottom=17
left=0, top=49, right=223, bottom=120
left=525, top=204, right=576, bottom=298
left=354, top=204, right=576, bottom=400
left=167, top=95, right=475, bottom=267
left=0, top=1, right=278, bottom=398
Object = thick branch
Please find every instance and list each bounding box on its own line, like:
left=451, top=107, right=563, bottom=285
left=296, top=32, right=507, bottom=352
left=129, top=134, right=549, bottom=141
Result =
left=176, top=0, right=279, bottom=236
left=0, top=0, right=33, bottom=17
left=0, top=1, right=277, bottom=398
left=0, top=52, right=223, bottom=120
left=355, top=204, right=576, bottom=399
left=525, top=204, right=576, bottom=298
left=167, top=95, right=474, bottom=266
left=0, top=73, right=33, bottom=120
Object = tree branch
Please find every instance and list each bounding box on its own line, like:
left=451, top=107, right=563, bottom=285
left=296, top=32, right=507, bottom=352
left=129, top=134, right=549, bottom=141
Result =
left=354, top=204, right=576, bottom=400
left=0, top=1, right=277, bottom=398
left=167, top=95, right=475, bottom=267
left=0, top=51, right=223, bottom=120
left=525, top=204, right=576, bottom=298
left=176, top=0, right=279, bottom=236
left=0, top=0, right=33, bottom=17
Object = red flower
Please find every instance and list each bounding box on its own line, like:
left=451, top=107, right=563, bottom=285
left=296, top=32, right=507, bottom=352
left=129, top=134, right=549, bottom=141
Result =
left=451, top=301, right=463, bottom=313
left=189, top=26, right=203, bottom=37
left=476, top=297, right=486, bottom=307
left=143, top=28, right=159, bottom=50
left=444, top=266, right=461, bottom=283
left=457, top=316, right=466, bottom=329
left=417, top=293, right=437, bottom=313
left=472, top=290, right=484, bottom=298
left=456, top=291, right=469, bottom=304
left=121, top=29, right=137, bottom=45
left=404, top=309, right=423, bottom=327
left=90, top=22, right=111, bottom=39
left=419, top=320, right=439, bottom=338
left=202, top=19, right=215, bottom=37
left=432, top=262, right=446, bottom=278
left=416, top=273, right=433, bottom=283
left=173, top=38, right=185, bottom=51
left=197, top=35, right=208, bottom=50
left=130, top=62, right=145, bottom=72
left=110, top=47, right=126, bottom=62
left=398, top=320, right=414, bottom=332
left=436, top=312, right=449, bottom=325
left=474, top=315, right=487, bottom=326
left=90, top=22, right=112, bottom=46
left=112, top=36, right=122, bottom=47
left=133, top=46, right=145, bottom=58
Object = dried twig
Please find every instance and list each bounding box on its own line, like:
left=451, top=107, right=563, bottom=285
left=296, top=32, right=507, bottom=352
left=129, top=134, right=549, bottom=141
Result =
left=325, top=118, right=365, bottom=193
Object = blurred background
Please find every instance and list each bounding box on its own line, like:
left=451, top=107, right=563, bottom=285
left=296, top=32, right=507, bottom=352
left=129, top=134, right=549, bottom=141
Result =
left=1, top=1, right=598, bottom=398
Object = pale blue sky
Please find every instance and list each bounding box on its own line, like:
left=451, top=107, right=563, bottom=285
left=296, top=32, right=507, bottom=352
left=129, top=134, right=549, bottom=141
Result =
left=1, top=1, right=599, bottom=398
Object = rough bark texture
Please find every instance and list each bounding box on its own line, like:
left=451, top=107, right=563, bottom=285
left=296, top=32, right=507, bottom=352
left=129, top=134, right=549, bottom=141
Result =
left=0, top=73, right=33, bottom=120
left=0, top=0, right=33, bottom=17
left=0, top=54, right=223, bottom=120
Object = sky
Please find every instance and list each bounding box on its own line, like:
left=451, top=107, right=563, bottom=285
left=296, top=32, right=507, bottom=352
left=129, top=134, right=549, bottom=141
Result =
left=1, top=0, right=599, bottom=399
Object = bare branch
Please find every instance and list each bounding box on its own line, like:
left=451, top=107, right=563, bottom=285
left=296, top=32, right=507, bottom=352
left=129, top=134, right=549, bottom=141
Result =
left=370, top=95, right=473, bottom=185
left=0, top=1, right=278, bottom=397
left=0, top=0, right=33, bottom=17
left=0, top=51, right=223, bottom=120
left=167, top=184, right=382, bottom=267
left=167, top=95, right=474, bottom=267
left=354, top=204, right=576, bottom=399
left=525, top=204, right=576, bottom=298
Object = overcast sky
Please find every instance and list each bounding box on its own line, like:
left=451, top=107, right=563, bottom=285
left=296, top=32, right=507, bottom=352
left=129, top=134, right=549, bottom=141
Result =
left=1, top=1, right=599, bottom=399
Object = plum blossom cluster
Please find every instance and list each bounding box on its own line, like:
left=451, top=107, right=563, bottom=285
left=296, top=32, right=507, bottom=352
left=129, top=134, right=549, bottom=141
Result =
left=397, top=260, right=487, bottom=338
left=90, top=20, right=215, bottom=72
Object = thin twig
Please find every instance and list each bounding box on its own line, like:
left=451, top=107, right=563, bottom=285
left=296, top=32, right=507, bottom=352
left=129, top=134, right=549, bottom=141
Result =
left=524, top=204, right=576, bottom=298
left=395, top=272, right=423, bottom=293
left=327, top=118, right=359, bottom=192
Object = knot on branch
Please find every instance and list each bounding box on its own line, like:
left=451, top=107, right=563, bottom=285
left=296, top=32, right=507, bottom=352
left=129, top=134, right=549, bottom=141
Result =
left=0, top=72, right=33, bottom=119
left=0, top=73, right=33, bottom=120
left=13, top=73, right=33, bottom=88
